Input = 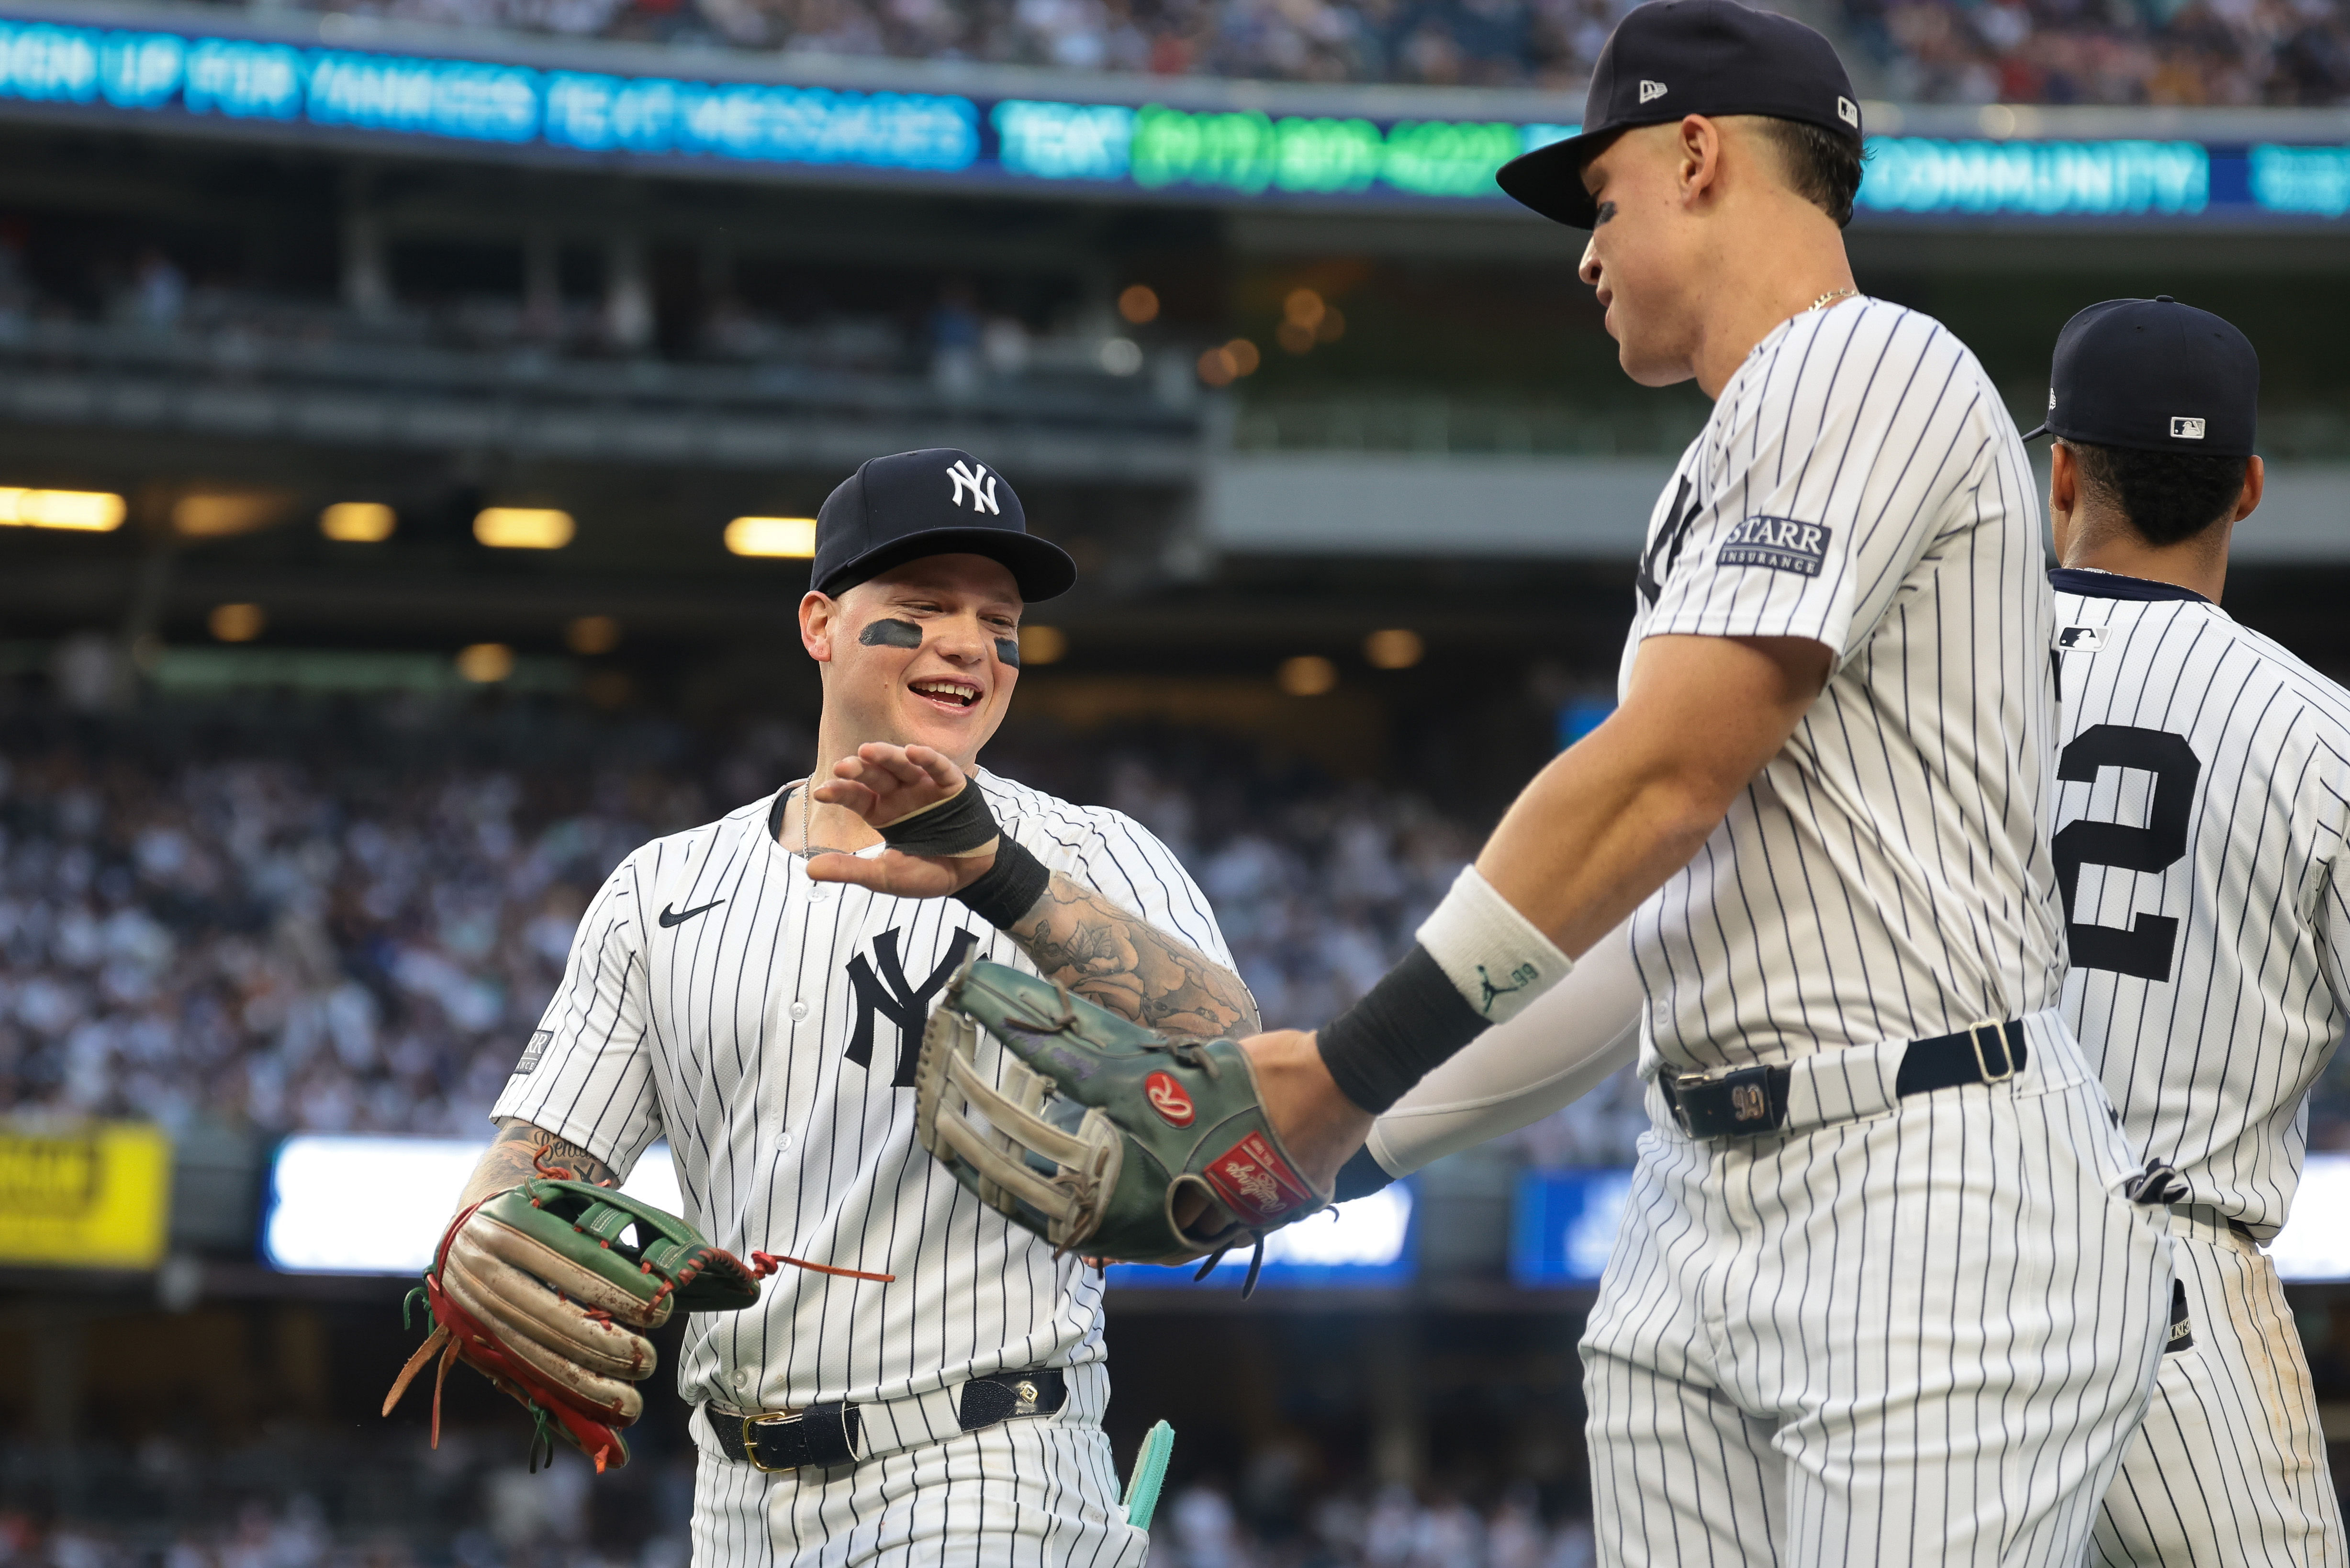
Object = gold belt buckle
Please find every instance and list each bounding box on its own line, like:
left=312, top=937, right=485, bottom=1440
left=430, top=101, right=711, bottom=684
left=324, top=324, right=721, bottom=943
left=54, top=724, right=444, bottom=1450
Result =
left=1967, top=1020, right=2016, bottom=1084
left=740, top=1409, right=805, bottom=1473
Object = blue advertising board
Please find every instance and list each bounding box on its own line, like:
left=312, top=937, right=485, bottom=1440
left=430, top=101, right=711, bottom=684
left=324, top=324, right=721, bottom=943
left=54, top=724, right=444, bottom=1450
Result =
left=1511, top=1167, right=1632, bottom=1288
left=1105, top=1179, right=1416, bottom=1290
left=1517, top=1157, right=2350, bottom=1286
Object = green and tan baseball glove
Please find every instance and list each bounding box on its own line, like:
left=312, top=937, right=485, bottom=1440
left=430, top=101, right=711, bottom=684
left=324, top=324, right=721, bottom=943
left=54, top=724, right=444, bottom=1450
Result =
left=914, top=958, right=1331, bottom=1292
left=383, top=1173, right=763, bottom=1473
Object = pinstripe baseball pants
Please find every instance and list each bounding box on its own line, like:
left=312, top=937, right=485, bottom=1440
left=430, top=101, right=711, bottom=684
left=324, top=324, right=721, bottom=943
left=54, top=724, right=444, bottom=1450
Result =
left=1583, top=1017, right=2176, bottom=1568
left=2093, top=1212, right=2348, bottom=1567
left=687, top=1363, right=1149, bottom=1568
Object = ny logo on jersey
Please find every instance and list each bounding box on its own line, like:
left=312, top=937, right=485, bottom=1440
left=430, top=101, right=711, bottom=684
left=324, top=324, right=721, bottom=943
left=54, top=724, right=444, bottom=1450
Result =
left=1636, top=475, right=1702, bottom=609
left=846, top=926, right=981, bottom=1086
left=947, top=460, right=1001, bottom=515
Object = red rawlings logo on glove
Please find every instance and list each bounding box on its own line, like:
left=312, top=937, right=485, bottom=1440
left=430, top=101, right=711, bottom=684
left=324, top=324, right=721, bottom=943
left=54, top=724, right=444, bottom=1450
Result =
left=1145, top=1071, right=1195, bottom=1127
left=1198, top=1132, right=1315, bottom=1224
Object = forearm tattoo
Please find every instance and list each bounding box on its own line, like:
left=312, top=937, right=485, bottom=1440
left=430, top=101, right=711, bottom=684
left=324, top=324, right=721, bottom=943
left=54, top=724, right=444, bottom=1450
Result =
left=459, top=1118, right=620, bottom=1206
left=1007, top=872, right=1260, bottom=1037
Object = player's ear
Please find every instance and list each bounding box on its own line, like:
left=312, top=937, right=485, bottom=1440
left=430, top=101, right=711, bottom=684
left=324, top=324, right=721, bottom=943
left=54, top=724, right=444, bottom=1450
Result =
left=801, top=591, right=839, bottom=664
left=2048, top=442, right=2078, bottom=528
left=2232, top=455, right=2265, bottom=524
left=1679, top=115, right=1721, bottom=205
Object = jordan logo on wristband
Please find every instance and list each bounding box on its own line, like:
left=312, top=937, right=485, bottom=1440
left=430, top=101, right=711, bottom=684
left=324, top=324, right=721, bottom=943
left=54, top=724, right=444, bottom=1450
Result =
left=1200, top=1132, right=1315, bottom=1223
left=1477, top=961, right=1539, bottom=1015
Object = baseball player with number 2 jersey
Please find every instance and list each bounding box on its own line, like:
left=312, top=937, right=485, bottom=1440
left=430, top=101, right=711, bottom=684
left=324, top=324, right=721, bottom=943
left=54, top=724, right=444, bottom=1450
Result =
left=474, top=448, right=1250, bottom=1568
left=2027, top=298, right=2348, bottom=1568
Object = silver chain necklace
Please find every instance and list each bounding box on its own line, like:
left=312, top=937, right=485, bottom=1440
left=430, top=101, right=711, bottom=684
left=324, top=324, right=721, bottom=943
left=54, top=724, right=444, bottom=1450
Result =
left=1809, top=287, right=1856, bottom=312
left=785, top=777, right=812, bottom=858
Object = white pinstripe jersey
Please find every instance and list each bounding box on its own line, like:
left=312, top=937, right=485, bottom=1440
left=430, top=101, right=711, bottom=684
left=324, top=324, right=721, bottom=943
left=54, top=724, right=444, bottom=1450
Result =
left=2051, top=569, right=2350, bottom=1239
left=1621, top=297, right=2066, bottom=1073
left=492, top=770, right=1231, bottom=1412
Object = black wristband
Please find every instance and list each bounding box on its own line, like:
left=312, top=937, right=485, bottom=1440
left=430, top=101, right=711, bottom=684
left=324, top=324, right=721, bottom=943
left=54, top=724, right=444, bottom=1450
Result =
left=880, top=783, right=1001, bottom=857
left=1332, top=1145, right=1395, bottom=1202
left=1316, top=944, right=1489, bottom=1114
left=953, top=838, right=1053, bottom=929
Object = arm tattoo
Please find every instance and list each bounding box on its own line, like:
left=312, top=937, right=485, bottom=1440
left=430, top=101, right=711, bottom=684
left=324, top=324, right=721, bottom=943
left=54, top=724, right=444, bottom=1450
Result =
left=457, top=1118, right=620, bottom=1208
left=1006, top=872, right=1260, bottom=1037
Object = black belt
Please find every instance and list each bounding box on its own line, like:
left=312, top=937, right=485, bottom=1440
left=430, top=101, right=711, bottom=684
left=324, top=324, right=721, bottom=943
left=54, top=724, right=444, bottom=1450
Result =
left=705, top=1368, right=1067, bottom=1472
left=1659, top=1020, right=2027, bottom=1140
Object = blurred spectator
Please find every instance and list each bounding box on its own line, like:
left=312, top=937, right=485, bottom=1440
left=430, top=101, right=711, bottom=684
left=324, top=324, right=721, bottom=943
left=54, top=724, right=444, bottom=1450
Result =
left=125, top=250, right=188, bottom=333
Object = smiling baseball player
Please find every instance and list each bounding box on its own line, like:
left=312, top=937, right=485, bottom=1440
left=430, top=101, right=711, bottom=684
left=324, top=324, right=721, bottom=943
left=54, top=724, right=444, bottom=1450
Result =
left=2026, top=299, right=2347, bottom=1568
left=943, top=6, right=2177, bottom=1566
left=441, top=447, right=1251, bottom=1567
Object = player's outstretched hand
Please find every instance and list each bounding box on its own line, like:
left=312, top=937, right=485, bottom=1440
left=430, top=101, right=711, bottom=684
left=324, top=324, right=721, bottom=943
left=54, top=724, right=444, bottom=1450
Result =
left=806, top=743, right=997, bottom=900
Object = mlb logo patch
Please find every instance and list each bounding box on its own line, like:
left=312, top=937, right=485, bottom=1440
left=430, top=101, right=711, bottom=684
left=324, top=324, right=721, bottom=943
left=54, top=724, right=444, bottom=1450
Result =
left=1836, top=95, right=1859, bottom=127
left=2171, top=416, right=2206, bottom=440
left=2056, top=625, right=2104, bottom=652
left=1639, top=78, right=1667, bottom=102
left=1718, top=517, right=1832, bottom=578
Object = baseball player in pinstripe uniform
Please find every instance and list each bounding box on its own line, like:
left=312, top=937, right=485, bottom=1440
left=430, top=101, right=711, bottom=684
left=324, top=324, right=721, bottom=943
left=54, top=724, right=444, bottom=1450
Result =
left=2025, top=298, right=2347, bottom=1567
left=439, top=448, right=1253, bottom=1567
left=1137, top=6, right=2174, bottom=1565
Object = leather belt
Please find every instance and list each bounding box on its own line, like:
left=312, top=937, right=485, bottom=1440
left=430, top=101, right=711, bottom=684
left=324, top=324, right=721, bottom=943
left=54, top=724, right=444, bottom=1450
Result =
left=706, top=1367, right=1067, bottom=1473
left=1659, top=1020, right=2027, bottom=1140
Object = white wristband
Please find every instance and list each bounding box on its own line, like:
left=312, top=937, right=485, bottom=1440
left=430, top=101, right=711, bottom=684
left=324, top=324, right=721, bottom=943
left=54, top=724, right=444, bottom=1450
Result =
left=1414, top=865, right=1572, bottom=1025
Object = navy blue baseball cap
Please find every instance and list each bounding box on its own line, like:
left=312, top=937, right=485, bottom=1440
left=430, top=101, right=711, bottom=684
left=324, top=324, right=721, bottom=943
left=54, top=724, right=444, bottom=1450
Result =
left=1497, top=0, right=1863, bottom=229
left=811, top=448, right=1076, bottom=601
left=2024, top=296, right=2258, bottom=458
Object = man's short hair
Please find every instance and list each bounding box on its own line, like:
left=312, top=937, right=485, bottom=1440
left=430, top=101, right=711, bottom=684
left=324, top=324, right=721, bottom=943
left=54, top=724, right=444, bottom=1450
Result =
left=1747, top=117, right=1868, bottom=228
left=2065, top=439, right=2250, bottom=548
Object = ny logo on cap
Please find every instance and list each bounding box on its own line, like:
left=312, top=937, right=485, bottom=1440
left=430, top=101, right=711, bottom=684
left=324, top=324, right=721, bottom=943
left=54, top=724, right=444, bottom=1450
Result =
left=947, top=459, right=1001, bottom=514
left=1638, top=78, right=1668, bottom=103
left=1837, top=96, right=1859, bottom=127
left=2171, top=417, right=2206, bottom=440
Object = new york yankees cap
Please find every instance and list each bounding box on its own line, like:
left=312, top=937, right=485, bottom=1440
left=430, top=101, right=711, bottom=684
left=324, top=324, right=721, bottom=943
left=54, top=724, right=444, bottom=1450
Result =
left=2024, top=296, right=2258, bottom=458
left=811, top=447, right=1077, bottom=601
left=1496, top=0, right=1863, bottom=229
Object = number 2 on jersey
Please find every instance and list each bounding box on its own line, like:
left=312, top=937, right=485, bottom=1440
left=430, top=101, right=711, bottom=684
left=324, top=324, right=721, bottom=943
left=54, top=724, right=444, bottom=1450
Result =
left=2053, top=724, right=2203, bottom=981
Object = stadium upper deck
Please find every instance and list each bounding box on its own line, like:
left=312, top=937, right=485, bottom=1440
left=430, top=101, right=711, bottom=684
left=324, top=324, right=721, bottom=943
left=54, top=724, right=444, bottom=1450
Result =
left=179, top=0, right=2350, bottom=105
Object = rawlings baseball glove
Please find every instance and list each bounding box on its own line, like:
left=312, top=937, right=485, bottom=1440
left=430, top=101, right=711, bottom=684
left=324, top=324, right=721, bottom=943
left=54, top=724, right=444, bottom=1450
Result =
left=914, top=957, right=1331, bottom=1292
left=382, top=1169, right=762, bottom=1472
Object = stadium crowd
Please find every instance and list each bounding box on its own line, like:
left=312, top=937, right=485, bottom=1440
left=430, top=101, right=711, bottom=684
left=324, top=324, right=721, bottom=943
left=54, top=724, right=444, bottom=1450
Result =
left=205, top=0, right=2350, bottom=101
left=2, top=692, right=2347, bottom=1155
left=0, top=1448, right=1605, bottom=1568
left=1844, top=0, right=2350, bottom=106
left=3, top=693, right=2348, bottom=1155
left=0, top=696, right=1662, bottom=1160
left=228, top=0, right=1645, bottom=89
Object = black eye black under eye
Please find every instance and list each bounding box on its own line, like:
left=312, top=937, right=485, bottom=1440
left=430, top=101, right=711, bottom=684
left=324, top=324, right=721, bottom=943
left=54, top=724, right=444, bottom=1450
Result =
left=859, top=619, right=923, bottom=650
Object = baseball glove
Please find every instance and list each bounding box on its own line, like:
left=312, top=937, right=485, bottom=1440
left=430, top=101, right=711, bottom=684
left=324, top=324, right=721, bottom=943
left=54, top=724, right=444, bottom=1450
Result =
left=914, top=957, right=1331, bottom=1292
left=382, top=1169, right=762, bottom=1472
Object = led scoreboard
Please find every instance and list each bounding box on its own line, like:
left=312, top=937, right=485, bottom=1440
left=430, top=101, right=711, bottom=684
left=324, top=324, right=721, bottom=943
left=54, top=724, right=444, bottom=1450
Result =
left=0, top=6, right=2347, bottom=219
